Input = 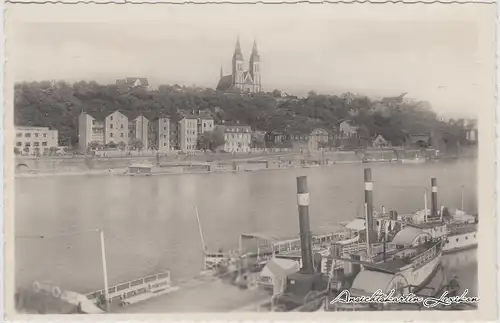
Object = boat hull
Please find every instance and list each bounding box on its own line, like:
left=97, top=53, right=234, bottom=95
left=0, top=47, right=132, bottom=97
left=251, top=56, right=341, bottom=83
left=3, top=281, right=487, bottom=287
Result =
left=442, top=231, right=477, bottom=254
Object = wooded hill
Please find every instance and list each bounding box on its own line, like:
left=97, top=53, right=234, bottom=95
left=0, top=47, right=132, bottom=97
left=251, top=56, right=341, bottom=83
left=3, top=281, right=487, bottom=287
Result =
left=14, top=81, right=473, bottom=150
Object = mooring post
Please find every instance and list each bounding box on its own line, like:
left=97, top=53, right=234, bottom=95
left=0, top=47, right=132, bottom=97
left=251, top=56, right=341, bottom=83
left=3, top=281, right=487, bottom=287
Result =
left=296, top=176, right=314, bottom=274
left=431, top=177, right=438, bottom=218
left=364, top=168, right=376, bottom=246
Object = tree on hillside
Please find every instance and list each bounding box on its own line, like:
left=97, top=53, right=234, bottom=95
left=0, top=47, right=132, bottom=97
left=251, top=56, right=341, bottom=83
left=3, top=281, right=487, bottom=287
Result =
left=118, top=141, right=127, bottom=151
left=197, top=130, right=226, bottom=152
left=129, top=138, right=144, bottom=151
left=14, top=80, right=471, bottom=153
left=88, top=141, right=102, bottom=151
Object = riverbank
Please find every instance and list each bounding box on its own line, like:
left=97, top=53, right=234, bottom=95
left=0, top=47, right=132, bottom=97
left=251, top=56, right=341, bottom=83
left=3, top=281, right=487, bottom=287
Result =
left=15, top=156, right=474, bottom=179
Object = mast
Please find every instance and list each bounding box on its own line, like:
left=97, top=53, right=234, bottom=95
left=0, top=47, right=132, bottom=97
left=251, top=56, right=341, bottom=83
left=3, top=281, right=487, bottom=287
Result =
left=424, top=190, right=428, bottom=222
left=461, top=185, right=465, bottom=211
left=382, top=222, right=386, bottom=262
left=194, top=206, right=207, bottom=252
left=99, top=229, right=110, bottom=312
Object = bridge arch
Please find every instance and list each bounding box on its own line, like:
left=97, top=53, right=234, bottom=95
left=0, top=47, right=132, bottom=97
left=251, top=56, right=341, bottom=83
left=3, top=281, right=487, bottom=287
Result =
left=16, top=163, right=29, bottom=171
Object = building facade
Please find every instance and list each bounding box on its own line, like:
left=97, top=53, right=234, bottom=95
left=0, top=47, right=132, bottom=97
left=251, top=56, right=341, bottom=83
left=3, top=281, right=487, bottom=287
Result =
left=179, top=116, right=199, bottom=152
left=338, top=120, right=359, bottom=139
left=216, top=123, right=252, bottom=153
left=15, top=126, right=58, bottom=155
left=104, top=111, right=129, bottom=146
left=197, top=115, right=215, bottom=134
left=149, top=117, right=171, bottom=152
left=129, top=115, right=149, bottom=150
left=78, top=112, right=105, bottom=151
left=372, top=134, right=390, bottom=148
left=308, top=128, right=329, bottom=151
left=217, top=38, right=262, bottom=93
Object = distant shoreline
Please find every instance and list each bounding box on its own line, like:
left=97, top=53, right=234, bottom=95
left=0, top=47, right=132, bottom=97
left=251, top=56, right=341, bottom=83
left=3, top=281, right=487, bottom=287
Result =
left=15, top=156, right=476, bottom=179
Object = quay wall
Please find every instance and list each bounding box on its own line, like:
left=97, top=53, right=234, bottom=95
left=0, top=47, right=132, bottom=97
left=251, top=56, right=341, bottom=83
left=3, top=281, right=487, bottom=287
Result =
left=14, top=146, right=477, bottom=176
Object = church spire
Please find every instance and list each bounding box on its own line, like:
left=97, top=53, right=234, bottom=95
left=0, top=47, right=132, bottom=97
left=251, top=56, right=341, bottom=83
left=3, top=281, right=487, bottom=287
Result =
left=250, top=39, right=260, bottom=62
left=220, top=65, right=223, bottom=79
left=233, top=36, right=243, bottom=61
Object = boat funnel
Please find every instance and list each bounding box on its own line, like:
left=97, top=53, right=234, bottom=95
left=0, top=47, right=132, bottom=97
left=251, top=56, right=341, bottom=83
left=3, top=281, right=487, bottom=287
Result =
left=431, top=178, right=438, bottom=218
left=296, top=176, right=314, bottom=274
left=364, top=168, right=377, bottom=245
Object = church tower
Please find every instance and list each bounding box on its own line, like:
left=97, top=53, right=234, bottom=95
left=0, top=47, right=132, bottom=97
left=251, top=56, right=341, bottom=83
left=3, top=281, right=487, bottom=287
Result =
left=231, top=37, right=245, bottom=90
left=249, top=40, right=261, bottom=93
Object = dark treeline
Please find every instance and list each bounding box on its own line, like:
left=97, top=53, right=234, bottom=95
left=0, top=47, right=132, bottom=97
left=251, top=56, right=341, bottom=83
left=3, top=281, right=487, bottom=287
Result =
left=14, top=80, right=474, bottom=150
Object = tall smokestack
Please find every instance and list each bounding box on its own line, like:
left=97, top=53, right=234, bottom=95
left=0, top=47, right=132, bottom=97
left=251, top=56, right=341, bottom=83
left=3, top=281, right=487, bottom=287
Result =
left=431, top=177, right=438, bottom=218
left=296, top=176, right=314, bottom=274
left=364, top=168, right=376, bottom=245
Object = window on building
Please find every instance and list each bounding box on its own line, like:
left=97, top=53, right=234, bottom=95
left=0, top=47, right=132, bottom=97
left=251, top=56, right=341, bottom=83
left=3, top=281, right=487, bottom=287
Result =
left=164, top=126, right=167, bottom=131
left=25, top=142, right=31, bottom=147
left=164, top=135, right=167, bottom=139
left=120, top=133, right=124, bottom=138
left=25, top=133, right=31, bottom=138
left=35, top=133, right=39, bottom=137
left=110, top=116, right=113, bottom=121
left=16, top=142, right=22, bottom=146
left=34, top=142, right=40, bottom=147
left=16, top=133, right=22, bottom=137
left=110, top=133, right=113, bottom=138
left=43, top=133, right=47, bottom=138
left=164, top=143, right=167, bottom=147
left=110, top=124, right=113, bottom=129
left=121, top=124, right=124, bottom=129
left=42, top=142, right=47, bottom=146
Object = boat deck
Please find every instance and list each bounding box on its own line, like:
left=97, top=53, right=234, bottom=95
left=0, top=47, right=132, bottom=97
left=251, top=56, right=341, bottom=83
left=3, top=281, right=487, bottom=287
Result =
left=369, top=258, right=410, bottom=272
left=115, top=277, right=271, bottom=313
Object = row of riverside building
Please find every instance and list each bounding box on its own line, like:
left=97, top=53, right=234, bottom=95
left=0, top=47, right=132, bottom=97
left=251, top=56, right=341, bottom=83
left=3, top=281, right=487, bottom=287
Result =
left=77, top=110, right=253, bottom=153
left=14, top=126, right=61, bottom=155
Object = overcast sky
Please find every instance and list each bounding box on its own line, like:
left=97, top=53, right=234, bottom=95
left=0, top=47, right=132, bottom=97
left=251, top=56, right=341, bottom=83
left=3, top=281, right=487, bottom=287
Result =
left=7, top=4, right=496, bottom=117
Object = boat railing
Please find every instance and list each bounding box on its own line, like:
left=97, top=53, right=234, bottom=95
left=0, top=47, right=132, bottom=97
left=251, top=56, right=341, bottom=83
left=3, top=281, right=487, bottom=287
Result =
left=341, top=242, right=367, bottom=257
left=411, top=244, right=438, bottom=269
left=370, top=243, right=397, bottom=255
left=86, top=271, right=172, bottom=303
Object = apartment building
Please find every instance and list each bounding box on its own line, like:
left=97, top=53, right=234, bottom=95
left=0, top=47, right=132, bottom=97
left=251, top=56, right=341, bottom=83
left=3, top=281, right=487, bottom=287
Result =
left=129, top=115, right=149, bottom=150
left=104, top=111, right=129, bottom=146
left=15, top=126, right=58, bottom=155
left=149, top=116, right=170, bottom=152
left=197, top=113, right=215, bottom=134
left=179, top=116, right=198, bottom=152
left=178, top=111, right=215, bottom=152
left=216, top=123, right=252, bottom=153
left=78, top=112, right=105, bottom=151
left=79, top=110, right=132, bottom=151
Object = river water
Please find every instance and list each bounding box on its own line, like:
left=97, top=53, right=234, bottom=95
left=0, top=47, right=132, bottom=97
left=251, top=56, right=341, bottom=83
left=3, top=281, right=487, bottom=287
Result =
left=15, top=159, right=477, bottom=296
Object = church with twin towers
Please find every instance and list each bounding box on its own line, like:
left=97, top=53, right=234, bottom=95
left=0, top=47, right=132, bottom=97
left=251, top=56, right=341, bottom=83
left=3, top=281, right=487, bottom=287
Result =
left=217, top=38, right=262, bottom=93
